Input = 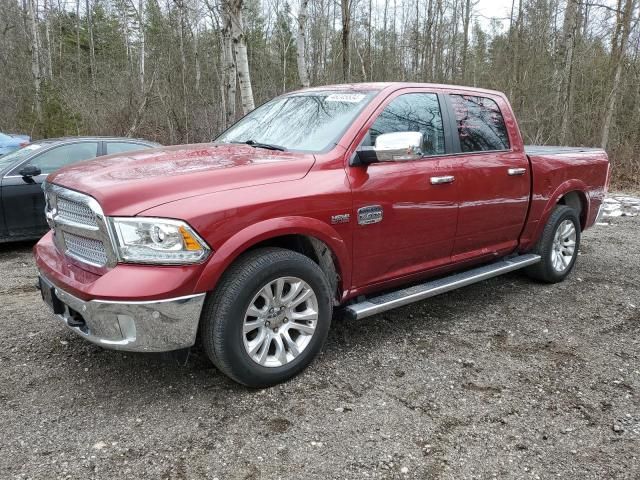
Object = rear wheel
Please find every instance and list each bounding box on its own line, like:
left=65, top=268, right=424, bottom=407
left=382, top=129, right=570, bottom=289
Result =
left=525, top=205, right=581, bottom=283
left=200, top=248, right=332, bottom=387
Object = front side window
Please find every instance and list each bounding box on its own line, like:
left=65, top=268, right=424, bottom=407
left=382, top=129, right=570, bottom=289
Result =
left=216, top=91, right=376, bottom=153
left=450, top=95, right=510, bottom=152
left=20, top=142, right=99, bottom=174
left=366, top=93, right=446, bottom=156
left=0, top=144, right=45, bottom=172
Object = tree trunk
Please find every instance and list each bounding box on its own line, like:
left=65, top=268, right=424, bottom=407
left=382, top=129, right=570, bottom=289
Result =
left=176, top=0, right=189, bottom=142
left=227, top=0, right=254, bottom=114
left=86, top=0, right=97, bottom=100
left=601, top=0, right=635, bottom=149
left=556, top=0, right=579, bottom=144
left=296, top=0, right=310, bottom=87
left=44, top=0, right=53, bottom=80
left=221, top=2, right=237, bottom=127
left=341, top=0, right=351, bottom=82
left=138, top=0, right=145, bottom=92
left=27, top=0, right=42, bottom=121
left=461, top=0, right=471, bottom=83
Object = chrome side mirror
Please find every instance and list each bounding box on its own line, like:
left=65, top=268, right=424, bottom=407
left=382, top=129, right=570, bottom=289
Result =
left=374, top=131, right=423, bottom=162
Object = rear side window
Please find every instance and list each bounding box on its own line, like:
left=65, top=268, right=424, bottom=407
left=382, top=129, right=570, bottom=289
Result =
left=106, top=142, right=152, bottom=155
left=367, top=93, right=446, bottom=156
left=449, top=95, right=510, bottom=152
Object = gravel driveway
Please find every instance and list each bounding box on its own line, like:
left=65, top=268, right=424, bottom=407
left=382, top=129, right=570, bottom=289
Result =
left=1, top=206, right=638, bottom=480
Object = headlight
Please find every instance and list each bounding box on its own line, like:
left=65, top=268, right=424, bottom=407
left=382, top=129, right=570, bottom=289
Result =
left=110, top=217, right=210, bottom=264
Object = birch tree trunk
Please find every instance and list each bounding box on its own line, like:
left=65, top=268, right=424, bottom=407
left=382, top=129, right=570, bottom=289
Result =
left=227, top=0, right=255, bottom=114
left=296, top=0, right=310, bottom=87
left=27, top=0, right=42, bottom=121
left=44, top=0, right=53, bottom=80
left=221, top=3, right=237, bottom=127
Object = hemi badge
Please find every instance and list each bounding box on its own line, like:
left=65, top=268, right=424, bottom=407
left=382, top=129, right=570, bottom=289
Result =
left=331, top=214, right=351, bottom=225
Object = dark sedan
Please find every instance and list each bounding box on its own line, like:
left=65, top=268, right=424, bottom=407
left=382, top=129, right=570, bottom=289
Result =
left=0, top=136, right=160, bottom=242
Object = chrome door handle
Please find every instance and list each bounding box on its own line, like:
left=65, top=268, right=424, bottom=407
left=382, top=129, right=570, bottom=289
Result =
left=508, top=168, right=527, bottom=176
left=430, top=175, right=455, bottom=185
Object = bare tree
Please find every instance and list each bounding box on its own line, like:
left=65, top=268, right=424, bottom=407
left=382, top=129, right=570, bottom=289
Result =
left=557, top=0, right=580, bottom=144
left=225, top=0, right=255, bottom=114
left=340, top=0, right=353, bottom=82
left=26, top=0, right=42, bottom=121
left=296, top=0, right=310, bottom=87
left=601, top=0, right=635, bottom=149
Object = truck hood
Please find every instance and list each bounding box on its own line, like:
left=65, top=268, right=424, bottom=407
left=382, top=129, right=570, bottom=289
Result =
left=48, top=143, right=316, bottom=215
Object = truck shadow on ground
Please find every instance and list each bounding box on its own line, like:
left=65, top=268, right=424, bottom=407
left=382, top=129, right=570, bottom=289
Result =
left=40, top=269, right=536, bottom=399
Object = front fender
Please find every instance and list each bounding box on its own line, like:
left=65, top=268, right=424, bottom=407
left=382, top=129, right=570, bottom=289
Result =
left=194, top=216, right=351, bottom=294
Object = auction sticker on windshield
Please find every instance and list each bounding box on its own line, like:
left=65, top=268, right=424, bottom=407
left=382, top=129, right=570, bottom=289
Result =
left=325, top=93, right=366, bottom=103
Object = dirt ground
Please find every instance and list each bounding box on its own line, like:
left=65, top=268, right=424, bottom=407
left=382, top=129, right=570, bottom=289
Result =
left=0, top=207, right=638, bottom=480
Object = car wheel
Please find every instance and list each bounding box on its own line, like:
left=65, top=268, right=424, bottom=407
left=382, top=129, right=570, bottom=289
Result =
left=200, top=247, right=332, bottom=387
left=525, top=205, right=581, bottom=283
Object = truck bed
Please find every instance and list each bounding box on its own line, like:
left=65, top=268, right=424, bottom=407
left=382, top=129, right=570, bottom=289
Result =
left=525, top=145, right=604, bottom=156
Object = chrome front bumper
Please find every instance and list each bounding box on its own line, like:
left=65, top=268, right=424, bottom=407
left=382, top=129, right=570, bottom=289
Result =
left=39, top=274, right=206, bottom=352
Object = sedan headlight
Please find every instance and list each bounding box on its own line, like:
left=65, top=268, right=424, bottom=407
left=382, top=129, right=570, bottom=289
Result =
left=110, top=217, right=210, bottom=264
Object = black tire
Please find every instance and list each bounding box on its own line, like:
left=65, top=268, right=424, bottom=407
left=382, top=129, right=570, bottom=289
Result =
left=200, top=247, right=332, bottom=388
left=524, top=205, right=581, bottom=283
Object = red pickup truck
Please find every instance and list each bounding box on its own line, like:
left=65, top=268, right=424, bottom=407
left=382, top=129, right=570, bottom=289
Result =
left=34, top=83, right=610, bottom=387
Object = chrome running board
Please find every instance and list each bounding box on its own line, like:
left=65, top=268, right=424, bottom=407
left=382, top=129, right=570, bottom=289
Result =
left=344, top=254, right=541, bottom=320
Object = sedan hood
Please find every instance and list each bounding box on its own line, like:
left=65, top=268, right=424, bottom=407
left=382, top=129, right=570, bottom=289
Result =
left=48, top=143, right=316, bottom=215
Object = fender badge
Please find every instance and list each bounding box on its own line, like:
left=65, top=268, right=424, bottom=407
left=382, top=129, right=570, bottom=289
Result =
left=357, top=205, right=383, bottom=225
left=331, top=214, right=351, bottom=225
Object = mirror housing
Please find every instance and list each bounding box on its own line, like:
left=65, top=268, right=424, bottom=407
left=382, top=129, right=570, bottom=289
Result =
left=19, top=164, right=42, bottom=178
left=353, top=131, right=424, bottom=165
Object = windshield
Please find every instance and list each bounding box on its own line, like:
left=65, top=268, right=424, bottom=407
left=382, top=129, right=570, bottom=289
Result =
left=0, top=133, right=11, bottom=141
left=215, top=91, right=377, bottom=152
left=0, top=143, right=44, bottom=171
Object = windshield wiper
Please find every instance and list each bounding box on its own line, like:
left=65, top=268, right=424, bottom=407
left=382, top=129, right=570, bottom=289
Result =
left=240, top=139, right=287, bottom=151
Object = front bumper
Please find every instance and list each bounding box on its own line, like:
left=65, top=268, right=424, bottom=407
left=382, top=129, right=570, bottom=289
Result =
left=39, top=273, right=206, bottom=352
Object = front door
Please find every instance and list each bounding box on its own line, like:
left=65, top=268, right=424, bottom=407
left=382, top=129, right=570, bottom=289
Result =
left=348, top=91, right=461, bottom=288
left=2, top=141, right=99, bottom=238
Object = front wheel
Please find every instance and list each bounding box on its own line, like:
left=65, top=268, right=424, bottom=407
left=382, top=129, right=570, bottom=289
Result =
left=200, top=247, right=332, bottom=387
left=525, top=205, right=581, bottom=283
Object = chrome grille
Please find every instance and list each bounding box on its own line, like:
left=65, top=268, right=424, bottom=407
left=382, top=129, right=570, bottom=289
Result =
left=57, top=196, right=98, bottom=227
left=44, top=182, right=117, bottom=271
left=63, top=232, right=108, bottom=266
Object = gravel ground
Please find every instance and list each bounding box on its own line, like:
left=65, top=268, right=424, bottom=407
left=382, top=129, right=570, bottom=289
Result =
left=1, top=207, right=638, bottom=480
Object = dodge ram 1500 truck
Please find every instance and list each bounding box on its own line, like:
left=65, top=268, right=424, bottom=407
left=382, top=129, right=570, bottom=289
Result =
left=34, top=83, right=610, bottom=387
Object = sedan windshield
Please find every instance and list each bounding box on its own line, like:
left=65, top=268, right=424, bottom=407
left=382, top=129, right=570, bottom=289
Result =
left=0, top=143, right=44, bottom=171
left=215, top=91, right=376, bottom=153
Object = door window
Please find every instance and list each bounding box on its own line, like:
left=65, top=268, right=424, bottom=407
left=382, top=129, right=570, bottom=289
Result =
left=16, top=142, right=99, bottom=174
left=367, top=93, right=446, bottom=156
left=106, top=142, right=152, bottom=155
left=449, top=95, right=510, bottom=152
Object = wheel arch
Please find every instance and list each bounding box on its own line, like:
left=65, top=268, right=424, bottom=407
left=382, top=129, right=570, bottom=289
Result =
left=194, top=217, right=350, bottom=303
left=556, top=190, right=588, bottom=230
left=538, top=180, right=590, bottom=235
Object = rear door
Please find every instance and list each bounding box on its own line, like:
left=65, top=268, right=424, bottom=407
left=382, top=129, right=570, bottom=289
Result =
left=444, top=92, right=530, bottom=261
left=2, top=141, right=99, bottom=238
left=104, top=141, right=155, bottom=155
left=348, top=89, right=461, bottom=288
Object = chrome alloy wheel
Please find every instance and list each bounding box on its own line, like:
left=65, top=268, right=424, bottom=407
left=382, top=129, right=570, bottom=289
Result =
left=551, top=219, right=577, bottom=272
left=242, top=277, right=319, bottom=368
